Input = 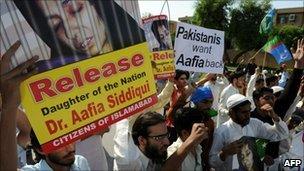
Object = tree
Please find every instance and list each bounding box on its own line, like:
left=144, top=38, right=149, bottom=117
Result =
left=192, top=0, right=233, bottom=62
left=271, top=25, right=304, bottom=49
left=228, top=0, right=271, bottom=62
left=228, top=0, right=271, bottom=51
left=192, top=0, right=232, bottom=31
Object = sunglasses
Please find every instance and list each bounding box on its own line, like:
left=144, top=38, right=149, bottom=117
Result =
left=147, top=132, right=170, bottom=141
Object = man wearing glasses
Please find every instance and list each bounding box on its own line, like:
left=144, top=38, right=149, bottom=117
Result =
left=131, top=112, right=207, bottom=171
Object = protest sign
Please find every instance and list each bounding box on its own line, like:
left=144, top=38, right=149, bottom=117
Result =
left=1, top=0, right=145, bottom=72
left=142, top=15, right=174, bottom=79
left=1, top=0, right=157, bottom=153
left=21, top=42, right=157, bottom=153
left=174, top=22, right=225, bottom=74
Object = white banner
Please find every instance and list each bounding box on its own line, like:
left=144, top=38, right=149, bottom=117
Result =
left=174, top=22, right=225, bottom=74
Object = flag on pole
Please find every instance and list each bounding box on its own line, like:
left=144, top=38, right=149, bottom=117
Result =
left=262, top=36, right=292, bottom=64
left=259, top=9, right=275, bottom=35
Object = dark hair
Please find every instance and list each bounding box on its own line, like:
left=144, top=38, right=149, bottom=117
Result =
left=173, top=107, right=203, bottom=136
left=252, top=87, right=273, bottom=101
left=30, top=129, right=45, bottom=159
left=266, top=76, right=278, bottom=87
left=151, top=19, right=168, bottom=43
left=273, top=91, right=282, bottom=98
left=229, top=70, right=246, bottom=83
left=255, top=78, right=265, bottom=85
left=132, top=112, right=165, bottom=146
left=289, top=109, right=304, bottom=127
left=13, top=0, right=145, bottom=59
left=174, top=70, right=190, bottom=80
left=231, top=100, right=251, bottom=112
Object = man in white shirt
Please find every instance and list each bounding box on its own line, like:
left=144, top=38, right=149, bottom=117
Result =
left=167, top=107, right=208, bottom=171
left=209, top=94, right=289, bottom=171
left=21, top=131, right=90, bottom=171
left=124, top=112, right=207, bottom=171
left=218, top=71, right=246, bottom=127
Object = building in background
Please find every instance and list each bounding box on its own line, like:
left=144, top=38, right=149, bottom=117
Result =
left=178, top=16, right=193, bottom=23
left=275, top=7, right=304, bottom=27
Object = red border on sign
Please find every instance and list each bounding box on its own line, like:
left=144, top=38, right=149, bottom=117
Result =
left=41, top=94, right=158, bottom=153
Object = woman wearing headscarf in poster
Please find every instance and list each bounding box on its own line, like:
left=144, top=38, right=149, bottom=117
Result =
left=151, top=19, right=172, bottom=52
left=14, top=0, right=145, bottom=72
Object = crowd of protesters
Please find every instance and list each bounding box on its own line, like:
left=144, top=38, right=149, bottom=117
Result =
left=0, top=38, right=303, bottom=171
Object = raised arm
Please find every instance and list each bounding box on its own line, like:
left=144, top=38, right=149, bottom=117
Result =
left=162, top=123, right=208, bottom=171
left=274, top=39, right=304, bottom=118
left=0, top=41, right=38, bottom=171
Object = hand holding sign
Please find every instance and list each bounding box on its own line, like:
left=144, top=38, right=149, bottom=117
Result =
left=1, top=41, right=38, bottom=108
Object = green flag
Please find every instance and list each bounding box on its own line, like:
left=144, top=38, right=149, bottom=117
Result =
left=259, top=9, right=275, bottom=35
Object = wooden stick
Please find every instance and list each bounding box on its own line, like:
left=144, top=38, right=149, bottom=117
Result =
left=262, top=51, right=267, bottom=69
left=249, top=48, right=263, bottom=61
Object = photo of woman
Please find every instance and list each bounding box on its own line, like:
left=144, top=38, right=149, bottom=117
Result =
left=12, top=0, right=145, bottom=72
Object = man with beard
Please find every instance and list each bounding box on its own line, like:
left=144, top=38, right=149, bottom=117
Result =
left=131, top=112, right=207, bottom=171
left=209, top=94, right=289, bottom=171
left=218, top=71, right=247, bottom=127
left=21, top=131, right=90, bottom=171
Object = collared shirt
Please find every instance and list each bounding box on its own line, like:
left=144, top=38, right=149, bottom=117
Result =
left=167, top=138, right=202, bottom=171
left=217, top=84, right=239, bottom=127
left=209, top=118, right=289, bottom=171
left=21, top=155, right=90, bottom=171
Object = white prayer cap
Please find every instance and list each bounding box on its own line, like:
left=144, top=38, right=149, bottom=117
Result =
left=227, top=94, right=250, bottom=110
left=262, top=70, right=268, bottom=75
left=271, top=86, right=284, bottom=94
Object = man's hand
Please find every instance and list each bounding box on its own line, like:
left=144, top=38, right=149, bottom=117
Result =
left=187, top=123, right=209, bottom=147
left=1, top=41, right=38, bottom=109
left=260, top=104, right=280, bottom=122
left=263, top=155, right=275, bottom=166
left=291, top=38, right=304, bottom=69
left=220, top=140, right=244, bottom=161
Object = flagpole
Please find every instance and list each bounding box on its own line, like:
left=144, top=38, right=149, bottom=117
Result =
left=236, top=47, right=262, bottom=70
left=262, top=51, right=267, bottom=69
left=249, top=48, right=263, bottom=61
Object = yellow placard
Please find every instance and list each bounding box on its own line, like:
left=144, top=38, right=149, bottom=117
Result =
left=150, top=50, right=175, bottom=79
left=20, top=43, right=157, bottom=153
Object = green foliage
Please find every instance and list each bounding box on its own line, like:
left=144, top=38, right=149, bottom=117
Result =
left=228, top=0, right=271, bottom=51
left=192, top=0, right=232, bottom=30
left=271, top=25, right=304, bottom=48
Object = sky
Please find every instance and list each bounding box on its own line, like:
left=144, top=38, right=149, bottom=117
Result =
left=138, top=0, right=304, bottom=21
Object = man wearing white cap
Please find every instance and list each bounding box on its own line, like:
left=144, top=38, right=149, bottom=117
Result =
left=218, top=71, right=246, bottom=127
left=209, top=94, right=289, bottom=171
